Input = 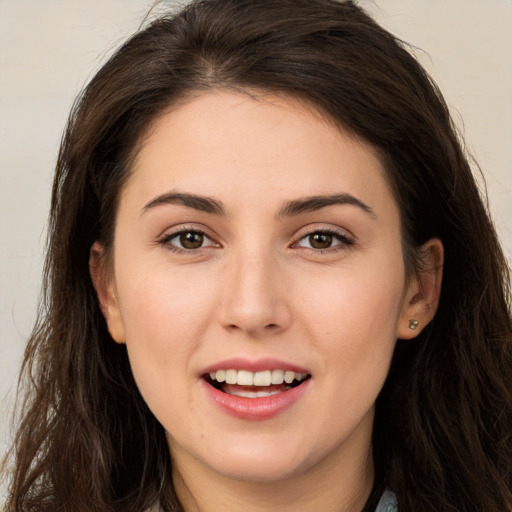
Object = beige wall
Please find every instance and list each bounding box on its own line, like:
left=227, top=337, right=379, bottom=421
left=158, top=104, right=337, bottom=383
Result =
left=1, top=0, right=510, bottom=469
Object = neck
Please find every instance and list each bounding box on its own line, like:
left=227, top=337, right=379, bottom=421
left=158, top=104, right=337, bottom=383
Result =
left=171, top=440, right=374, bottom=512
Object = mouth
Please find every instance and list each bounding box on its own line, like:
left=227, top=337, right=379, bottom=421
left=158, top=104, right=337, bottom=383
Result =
left=203, top=369, right=311, bottom=398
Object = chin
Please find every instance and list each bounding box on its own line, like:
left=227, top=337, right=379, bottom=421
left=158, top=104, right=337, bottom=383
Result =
left=207, top=454, right=307, bottom=483
left=197, top=433, right=329, bottom=483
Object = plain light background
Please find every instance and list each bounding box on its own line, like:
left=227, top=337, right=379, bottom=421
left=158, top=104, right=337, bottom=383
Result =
left=1, top=0, right=511, bottom=474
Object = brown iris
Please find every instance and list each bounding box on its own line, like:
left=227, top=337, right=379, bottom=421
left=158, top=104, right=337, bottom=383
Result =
left=309, top=232, right=333, bottom=249
left=180, top=231, right=204, bottom=249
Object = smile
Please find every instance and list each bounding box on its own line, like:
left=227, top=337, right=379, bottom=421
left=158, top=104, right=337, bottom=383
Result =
left=205, top=369, right=309, bottom=397
left=201, top=365, right=311, bottom=420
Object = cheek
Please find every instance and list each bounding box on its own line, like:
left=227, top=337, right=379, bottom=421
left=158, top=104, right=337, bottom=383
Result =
left=113, top=265, right=218, bottom=401
left=297, top=274, right=404, bottom=439
left=298, top=260, right=405, bottom=379
left=302, top=257, right=404, bottom=329
left=117, top=261, right=217, bottom=339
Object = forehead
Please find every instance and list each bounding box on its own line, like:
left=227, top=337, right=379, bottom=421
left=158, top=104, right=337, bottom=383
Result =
left=125, top=90, right=396, bottom=216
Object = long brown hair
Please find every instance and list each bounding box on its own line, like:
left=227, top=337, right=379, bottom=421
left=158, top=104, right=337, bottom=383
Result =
left=4, top=1, right=511, bottom=510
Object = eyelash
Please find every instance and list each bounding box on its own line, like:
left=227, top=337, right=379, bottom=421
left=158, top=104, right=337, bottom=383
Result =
left=292, top=228, right=355, bottom=253
left=157, top=227, right=355, bottom=255
left=157, top=227, right=219, bottom=255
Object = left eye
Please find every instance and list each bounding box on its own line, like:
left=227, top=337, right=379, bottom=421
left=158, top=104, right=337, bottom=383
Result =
left=296, top=231, right=351, bottom=250
left=163, top=230, right=216, bottom=250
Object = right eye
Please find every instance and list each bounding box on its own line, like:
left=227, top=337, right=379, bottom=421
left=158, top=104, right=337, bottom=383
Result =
left=158, top=229, right=218, bottom=252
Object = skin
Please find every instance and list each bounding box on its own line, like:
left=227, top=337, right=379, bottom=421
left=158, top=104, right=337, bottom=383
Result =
left=91, top=91, right=443, bottom=512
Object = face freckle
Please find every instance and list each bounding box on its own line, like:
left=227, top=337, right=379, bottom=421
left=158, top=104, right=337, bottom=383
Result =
left=101, top=90, right=412, bottom=488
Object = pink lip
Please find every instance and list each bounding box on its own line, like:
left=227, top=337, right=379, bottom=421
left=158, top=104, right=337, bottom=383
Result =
left=201, top=357, right=309, bottom=375
left=201, top=378, right=310, bottom=421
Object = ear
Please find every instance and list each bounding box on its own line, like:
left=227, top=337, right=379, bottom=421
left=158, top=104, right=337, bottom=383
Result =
left=89, top=241, right=126, bottom=344
left=397, top=238, right=444, bottom=340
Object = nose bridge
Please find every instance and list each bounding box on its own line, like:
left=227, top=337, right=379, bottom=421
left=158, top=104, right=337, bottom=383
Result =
left=219, top=241, right=289, bottom=335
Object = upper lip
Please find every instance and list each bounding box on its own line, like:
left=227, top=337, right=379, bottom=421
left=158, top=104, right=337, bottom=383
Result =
left=201, top=357, right=310, bottom=376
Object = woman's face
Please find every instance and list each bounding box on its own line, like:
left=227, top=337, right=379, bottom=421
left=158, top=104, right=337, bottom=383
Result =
left=95, top=91, right=423, bottom=484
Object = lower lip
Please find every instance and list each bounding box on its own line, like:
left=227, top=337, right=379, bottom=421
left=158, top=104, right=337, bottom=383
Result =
left=201, top=379, right=310, bottom=421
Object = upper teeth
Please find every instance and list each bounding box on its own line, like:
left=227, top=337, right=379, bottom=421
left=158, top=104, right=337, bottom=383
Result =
left=208, top=369, right=308, bottom=386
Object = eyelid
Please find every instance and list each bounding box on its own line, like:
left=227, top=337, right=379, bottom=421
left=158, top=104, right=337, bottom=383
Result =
left=291, top=225, right=355, bottom=251
left=156, top=223, right=354, bottom=254
left=157, top=225, right=221, bottom=252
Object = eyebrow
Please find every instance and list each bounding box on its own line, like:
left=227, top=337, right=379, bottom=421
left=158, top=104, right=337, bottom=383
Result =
left=142, top=192, right=225, bottom=215
left=141, top=191, right=374, bottom=218
left=278, top=193, right=375, bottom=218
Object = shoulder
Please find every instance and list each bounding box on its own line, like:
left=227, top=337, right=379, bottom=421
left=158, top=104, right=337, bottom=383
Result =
left=375, top=490, right=398, bottom=512
left=145, top=504, right=164, bottom=512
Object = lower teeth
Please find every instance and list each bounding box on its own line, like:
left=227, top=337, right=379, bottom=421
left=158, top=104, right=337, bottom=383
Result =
left=226, top=387, right=291, bottom=398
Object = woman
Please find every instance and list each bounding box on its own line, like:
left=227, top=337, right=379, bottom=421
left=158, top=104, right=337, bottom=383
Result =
left=4, top=0, right=511, bottom=511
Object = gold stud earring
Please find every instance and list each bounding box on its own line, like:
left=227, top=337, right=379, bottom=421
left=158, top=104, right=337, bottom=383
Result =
left=409, top=319, right=419, bottom=330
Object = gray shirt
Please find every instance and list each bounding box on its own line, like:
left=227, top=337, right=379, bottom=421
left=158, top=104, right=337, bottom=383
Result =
left=375, top=490, right=398, bottom=512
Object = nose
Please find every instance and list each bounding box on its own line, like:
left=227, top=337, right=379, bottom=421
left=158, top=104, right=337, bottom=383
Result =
left=218, top=250, right=291, bottom=337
